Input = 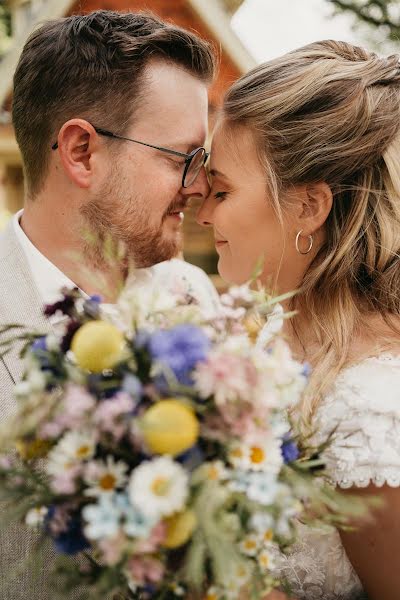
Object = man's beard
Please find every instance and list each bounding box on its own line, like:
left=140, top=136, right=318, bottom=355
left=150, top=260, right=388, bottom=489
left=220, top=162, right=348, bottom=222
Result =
left=80, top=174, right=182, bottom=273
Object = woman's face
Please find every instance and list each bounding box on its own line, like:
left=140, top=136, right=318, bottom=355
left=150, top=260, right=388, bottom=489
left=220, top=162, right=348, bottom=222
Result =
left=197, top=124, right=301, bottom=290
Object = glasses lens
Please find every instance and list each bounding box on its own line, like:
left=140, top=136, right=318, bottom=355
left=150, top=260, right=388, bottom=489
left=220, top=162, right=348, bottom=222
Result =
left=183, top=148, right=206, bottom=187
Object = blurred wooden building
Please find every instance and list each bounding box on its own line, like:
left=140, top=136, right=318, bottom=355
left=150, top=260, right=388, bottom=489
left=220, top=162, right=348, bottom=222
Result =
left=0, top=0, right=255, bottom=274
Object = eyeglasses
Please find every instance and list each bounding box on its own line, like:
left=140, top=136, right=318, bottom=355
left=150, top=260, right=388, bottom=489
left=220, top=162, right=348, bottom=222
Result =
left=51, top=126, right=209, bottom=188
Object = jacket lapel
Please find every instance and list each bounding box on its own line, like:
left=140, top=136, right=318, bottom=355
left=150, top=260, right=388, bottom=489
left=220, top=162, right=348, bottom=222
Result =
left=0, top=221, right=50, bottom=386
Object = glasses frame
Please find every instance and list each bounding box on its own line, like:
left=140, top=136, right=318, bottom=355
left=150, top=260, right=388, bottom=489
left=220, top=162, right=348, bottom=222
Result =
left=51, top=126, right=209, bottom=188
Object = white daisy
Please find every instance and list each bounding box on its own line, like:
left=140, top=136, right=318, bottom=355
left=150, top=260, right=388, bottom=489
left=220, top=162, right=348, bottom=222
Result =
left=46, top=430, right=96, bottom=476
left=84, top=456, right=128, bottom=497
left=228, top=438, right=283, bottom=475
left=258, top=548, right=275, bottom=571
left=203, top=460, right=229, bottom=482
left=128, top=456, right=188, bottom=519
left=224, top=561, right=252, bottom=598
left=239, top=533, right=260, bottom=556
left=25, top=506, right=48, bottom=527
left=204, top=586, right=222, bottom=600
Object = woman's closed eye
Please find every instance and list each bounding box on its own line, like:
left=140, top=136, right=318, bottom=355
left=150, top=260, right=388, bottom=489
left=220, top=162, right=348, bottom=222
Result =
left=214, top=191, right=228, bottom=200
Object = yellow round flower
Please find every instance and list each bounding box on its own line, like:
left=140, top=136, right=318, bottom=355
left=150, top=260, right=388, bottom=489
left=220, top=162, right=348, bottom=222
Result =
left=71, top=320, right=125, bottom=373
left=162, top=508, right=197, bottom=549
left=141, top=399, right=199, bottom=456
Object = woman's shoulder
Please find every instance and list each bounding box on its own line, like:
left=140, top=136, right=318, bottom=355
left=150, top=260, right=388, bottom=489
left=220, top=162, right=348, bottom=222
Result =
left=316, top=353, right=400, bottom=489
left=331, top=352, right=400, bottom=403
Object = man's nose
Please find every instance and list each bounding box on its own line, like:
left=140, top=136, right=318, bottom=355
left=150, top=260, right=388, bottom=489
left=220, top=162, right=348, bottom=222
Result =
left=182, top=166, right=210, bottom=200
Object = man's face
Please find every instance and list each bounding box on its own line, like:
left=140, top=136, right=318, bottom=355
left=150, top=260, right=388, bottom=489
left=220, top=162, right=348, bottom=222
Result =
left=82, top=60, right=210, bottom=268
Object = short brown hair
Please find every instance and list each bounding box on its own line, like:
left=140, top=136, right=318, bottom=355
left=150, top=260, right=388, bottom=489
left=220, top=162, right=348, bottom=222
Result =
left=12, top=10, right=216, bottom=196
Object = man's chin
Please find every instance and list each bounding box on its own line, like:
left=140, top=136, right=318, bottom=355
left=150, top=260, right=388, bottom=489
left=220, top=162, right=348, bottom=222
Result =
left=132, top=232, right=182, bottom=268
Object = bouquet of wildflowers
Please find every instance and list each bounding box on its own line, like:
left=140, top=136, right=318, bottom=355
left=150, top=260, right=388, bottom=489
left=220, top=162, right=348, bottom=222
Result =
left=0, top=281, right=364, bottom=600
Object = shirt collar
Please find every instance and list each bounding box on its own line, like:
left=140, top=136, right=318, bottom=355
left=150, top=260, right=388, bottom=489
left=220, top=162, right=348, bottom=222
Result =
left=13, top=209, right=80, bottom=306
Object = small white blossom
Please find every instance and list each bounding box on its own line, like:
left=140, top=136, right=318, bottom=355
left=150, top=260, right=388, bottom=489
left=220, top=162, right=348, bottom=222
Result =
left=25, top=506, right=48, bottom=527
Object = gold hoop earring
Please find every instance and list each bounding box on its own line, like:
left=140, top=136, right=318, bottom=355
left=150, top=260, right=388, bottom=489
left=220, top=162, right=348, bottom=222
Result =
left=295, top=230, right=313, bottom=255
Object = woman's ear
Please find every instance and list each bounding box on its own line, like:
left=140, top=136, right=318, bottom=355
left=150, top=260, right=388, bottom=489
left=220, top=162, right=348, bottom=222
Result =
left=298, top=181, right=333, bottom=235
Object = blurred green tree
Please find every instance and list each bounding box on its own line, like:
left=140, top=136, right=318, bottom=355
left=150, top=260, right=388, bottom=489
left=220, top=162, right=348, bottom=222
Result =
left=0, top=0, right=12, bottom=58
left=329, top=1, right=400, bottom=44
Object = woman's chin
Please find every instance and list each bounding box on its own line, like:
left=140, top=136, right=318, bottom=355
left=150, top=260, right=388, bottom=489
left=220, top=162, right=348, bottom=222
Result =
left=217, top=260, right=249, bottom=286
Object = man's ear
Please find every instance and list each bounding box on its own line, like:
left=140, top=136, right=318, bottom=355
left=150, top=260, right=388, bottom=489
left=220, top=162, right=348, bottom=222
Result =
left=54, top=119, right=101, bottom=189
left=292, top=181, right=333, bottom=235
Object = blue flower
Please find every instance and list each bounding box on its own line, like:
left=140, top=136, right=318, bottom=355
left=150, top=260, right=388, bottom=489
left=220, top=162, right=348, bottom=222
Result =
left=82, top=495, right=122, bottom=540
left=134, top=329, right=151, bottom=350
left=83, top=295, right=102, bottom=319
left=122, top=374, right=143, bottom=399
left=176, top=444, right=205, bottom=471
left=46, top=507, right=90, bottom=555
left=281, top=437, right=300, bottom=464
left=115, top=493, right=156, bottom=538
left=148, top=324, right=210, bottom=386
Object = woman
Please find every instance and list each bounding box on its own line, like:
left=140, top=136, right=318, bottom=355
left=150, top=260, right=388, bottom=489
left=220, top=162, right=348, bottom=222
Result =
left=198, top=40, right=400, bottom=600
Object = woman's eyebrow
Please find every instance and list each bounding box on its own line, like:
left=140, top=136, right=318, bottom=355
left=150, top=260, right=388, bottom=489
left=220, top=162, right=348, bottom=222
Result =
left=209, top=168, right=227, bottom=178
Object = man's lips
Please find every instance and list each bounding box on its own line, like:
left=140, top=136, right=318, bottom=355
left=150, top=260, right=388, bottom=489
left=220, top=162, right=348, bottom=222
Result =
left=165, top=209, right=185, bottom=224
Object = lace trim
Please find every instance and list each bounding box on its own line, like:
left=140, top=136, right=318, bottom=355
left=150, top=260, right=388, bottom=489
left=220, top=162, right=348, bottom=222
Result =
left=332, top=466, right=400, bottom=488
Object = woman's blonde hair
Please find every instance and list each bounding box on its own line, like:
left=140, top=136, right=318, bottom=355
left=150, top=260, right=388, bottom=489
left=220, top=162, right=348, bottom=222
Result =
left=222, top=40, right=400, bottom=422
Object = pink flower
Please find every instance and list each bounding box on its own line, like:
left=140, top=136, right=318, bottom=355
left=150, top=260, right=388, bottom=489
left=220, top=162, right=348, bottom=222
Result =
left=194, top=351, right=258, bottom=406
left=50, top=465, right=81, bottom=494
left=39, top=385, right=95, bottom=438
left=39, top=421, right=64, bottom=439
left=134, top=522, right=166, bottom=553
left=94, top=392, right=135, bottom=440
left=127, top=556, right=165, bottom=586
left=98, top=531, right=126, bottom=565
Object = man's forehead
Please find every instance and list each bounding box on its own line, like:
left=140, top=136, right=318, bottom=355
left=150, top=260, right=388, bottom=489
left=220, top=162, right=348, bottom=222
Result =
left=134, top=60, right=209, bottom=147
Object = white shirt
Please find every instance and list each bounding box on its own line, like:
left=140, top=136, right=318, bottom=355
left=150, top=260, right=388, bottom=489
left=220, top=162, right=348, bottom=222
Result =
left=13, top=209, right=78, bottom=306
left=13, top=210, right=220, bottom=316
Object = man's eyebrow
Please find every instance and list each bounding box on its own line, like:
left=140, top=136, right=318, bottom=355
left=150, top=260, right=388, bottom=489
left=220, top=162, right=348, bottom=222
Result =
left=169, top=137, right=207, bottom=152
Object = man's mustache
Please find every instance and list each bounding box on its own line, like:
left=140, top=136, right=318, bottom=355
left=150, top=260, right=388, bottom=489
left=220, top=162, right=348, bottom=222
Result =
left=164, top=200, right=189, bottom=217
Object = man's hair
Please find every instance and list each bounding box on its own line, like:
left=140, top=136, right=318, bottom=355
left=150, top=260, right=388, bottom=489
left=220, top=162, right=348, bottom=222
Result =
left=12, top=10, right=216, bottom=195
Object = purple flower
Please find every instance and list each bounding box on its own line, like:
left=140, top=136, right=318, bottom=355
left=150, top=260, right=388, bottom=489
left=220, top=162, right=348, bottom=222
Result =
left=148, top=324, right=210, bottom=386
left=31, top=337, right=47, bottom=352
left=83, top=296, right=102, bottom=319
left=281, top=439, right=300, bottom=464
left=44, top=287, right=79, bottom=318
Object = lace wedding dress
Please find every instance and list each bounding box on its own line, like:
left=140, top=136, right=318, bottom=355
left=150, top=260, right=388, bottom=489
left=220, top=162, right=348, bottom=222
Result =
left=271, top=354, right=400, bottom=600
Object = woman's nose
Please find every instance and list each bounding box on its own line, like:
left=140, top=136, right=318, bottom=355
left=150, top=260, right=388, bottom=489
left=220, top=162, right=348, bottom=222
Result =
left=196, top=192, right=215, bottom=227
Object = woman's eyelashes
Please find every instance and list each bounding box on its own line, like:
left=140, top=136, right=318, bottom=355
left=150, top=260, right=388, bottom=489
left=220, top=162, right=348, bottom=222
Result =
left=214, top=191, right=228, bottom=200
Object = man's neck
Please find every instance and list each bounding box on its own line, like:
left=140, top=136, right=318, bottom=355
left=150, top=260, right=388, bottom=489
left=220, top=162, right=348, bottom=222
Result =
left=20, top=205, right=125, bottom=303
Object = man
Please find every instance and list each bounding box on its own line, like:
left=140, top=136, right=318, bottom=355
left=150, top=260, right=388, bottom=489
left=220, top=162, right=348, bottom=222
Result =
left=0, top=10, right=218, bottom=599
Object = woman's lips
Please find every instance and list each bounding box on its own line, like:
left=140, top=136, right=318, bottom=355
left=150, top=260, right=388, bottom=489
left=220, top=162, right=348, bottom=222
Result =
left=215, top=239, right=228, bottom=248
